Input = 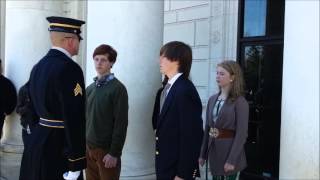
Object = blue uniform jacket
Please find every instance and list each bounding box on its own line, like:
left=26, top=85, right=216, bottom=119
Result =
left=20, top=49, right=86, bottom=180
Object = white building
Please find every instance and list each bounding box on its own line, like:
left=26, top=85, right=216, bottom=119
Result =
left=0, top=1, right=319, bottom=180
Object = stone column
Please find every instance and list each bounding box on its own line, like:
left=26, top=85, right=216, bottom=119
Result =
left=0, top=2, right=66, bottom=180
left=86, top=1, right=163, bottom=179
left=0, top=0, right=5, bottom=61
left=209, top=0, right=238, bottom=96
left=1, top=1, right=64, bottom=152
left=279, top=0, right=319, bottom=179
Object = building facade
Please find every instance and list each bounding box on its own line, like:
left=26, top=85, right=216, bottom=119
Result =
left=0, top=1, right=319, bottom=180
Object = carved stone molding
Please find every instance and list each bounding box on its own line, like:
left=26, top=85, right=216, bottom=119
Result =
left=211, top=30, right=221, bottom=44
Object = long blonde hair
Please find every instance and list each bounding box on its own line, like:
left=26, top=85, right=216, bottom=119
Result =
left=217, top=60, right=245, bottom=101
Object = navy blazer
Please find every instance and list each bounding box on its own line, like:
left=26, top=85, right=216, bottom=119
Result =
left=153, top=75, right=203, bottom=180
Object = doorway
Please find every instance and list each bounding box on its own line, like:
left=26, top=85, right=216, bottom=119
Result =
left=237, top=0, right=285, bottom=179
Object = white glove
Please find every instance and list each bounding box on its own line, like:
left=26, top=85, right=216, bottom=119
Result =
left=63, top=171, right=80, bottom=180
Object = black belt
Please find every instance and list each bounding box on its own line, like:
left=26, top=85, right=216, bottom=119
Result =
left=39, top=118, right=64, bottom=128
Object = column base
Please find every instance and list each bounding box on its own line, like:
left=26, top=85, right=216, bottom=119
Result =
left=120, top=173, right=156, bottom=180
left=0, top=150, right=23, bottom=180
left=0, top=142, right=24, bottom=154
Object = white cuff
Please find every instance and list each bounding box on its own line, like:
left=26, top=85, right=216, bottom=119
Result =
left=63, top=171, right=80, bottom=180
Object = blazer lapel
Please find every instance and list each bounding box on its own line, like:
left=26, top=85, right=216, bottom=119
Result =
left=156, top=76, right=182, bottom=128
left=207, top=95, right=219, bottom=149
left=208, top=95, right=218, bottom=127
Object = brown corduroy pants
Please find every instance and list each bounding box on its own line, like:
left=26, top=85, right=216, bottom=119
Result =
left=85, top=146, right=121, bottom=180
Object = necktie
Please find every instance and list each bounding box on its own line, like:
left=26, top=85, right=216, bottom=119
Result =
left=213, top=99, right=224, bottom=122
left=160, top=83, right=171, bottom=112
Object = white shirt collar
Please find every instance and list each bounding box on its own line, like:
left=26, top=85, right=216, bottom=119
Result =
left=166, top=73, right=182, bottom=93
left=168, top=73, right=183, bottom=85
left=52, top=46, right=72, bottom=59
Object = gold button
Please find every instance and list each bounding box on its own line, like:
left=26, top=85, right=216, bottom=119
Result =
left=156, top=137, right=159, bottom=140
left=156, top=151, right=159, bottom=155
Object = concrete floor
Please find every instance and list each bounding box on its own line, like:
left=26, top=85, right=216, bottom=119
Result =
left=0, top=150, right=22, bottom=180
left=0, top=148, right=208, bottom=180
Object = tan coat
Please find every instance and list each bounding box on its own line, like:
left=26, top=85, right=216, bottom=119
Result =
left=200, top=94, right=249, bottom=175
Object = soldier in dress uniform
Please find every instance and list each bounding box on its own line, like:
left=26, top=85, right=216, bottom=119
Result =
left=19, top=16, right=86, bottom=180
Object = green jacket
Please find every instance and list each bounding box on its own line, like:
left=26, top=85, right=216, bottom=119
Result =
left=86, top=78, right=128, bottom=157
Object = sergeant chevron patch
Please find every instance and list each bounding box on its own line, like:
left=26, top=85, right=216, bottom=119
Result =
left=74, top=83, right=83, bottom=96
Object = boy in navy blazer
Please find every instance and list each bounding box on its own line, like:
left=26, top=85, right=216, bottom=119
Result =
left=152, top=41, right=203, bottom=180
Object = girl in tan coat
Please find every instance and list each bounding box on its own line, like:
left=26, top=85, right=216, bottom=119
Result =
left=199, top=60, right=249, bottom=180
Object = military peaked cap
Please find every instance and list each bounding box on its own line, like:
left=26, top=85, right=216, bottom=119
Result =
left=47, top=16, right=85, bottom=40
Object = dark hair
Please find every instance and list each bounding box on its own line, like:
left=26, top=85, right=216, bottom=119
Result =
left=160, top=41, right=192, bottom=78
left=93, top=44, right=117, bottom=63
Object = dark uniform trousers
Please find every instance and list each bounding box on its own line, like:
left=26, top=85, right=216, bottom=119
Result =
left=86, top=146, right=121, bottom=180
left=21, top=125, right=35, bottom=147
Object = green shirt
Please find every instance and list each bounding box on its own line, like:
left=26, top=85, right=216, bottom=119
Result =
left=86, top=78, right=128, bottom=157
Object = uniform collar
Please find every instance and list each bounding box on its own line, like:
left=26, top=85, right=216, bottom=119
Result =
left=52, top=46, right=72, bottom=59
